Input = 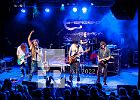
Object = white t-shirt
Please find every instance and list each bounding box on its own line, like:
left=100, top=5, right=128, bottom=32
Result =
left=17, top=46, right=25, bottom=58
left=69, top=44, right=84, bottom=62
left=17, top=45, right=29, bottom=64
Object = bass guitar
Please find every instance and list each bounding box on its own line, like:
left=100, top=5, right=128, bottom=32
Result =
left=68, top=48, right=90, bottom=64
left=98, top=56, right=114, bottom=64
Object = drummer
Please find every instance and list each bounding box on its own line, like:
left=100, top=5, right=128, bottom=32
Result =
left=80, top=32, right=89, bottom=48
left=80, top=32, right=90, bottom=62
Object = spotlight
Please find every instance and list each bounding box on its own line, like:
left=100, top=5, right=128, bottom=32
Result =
left=19, top=4, right=23, bottom=7
left=91, top=3, right=94, bottom=6
left=73, top=7, right=77, bottom=12
left=61, top=4, right=64, bottom=7
left=14, top=4, right=17, bottom=7
left=21, top=9, right=26, bottom=13
left=45, top=8, right=50, bottom=13
left=82, top=7, right=87, bottom=14
left=60, top=4, right=65, bottom=11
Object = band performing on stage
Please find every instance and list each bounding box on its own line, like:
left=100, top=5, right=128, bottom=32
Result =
left=15, top=30, right=113, bottom=85
left=0, top=1, right=138, bottom=100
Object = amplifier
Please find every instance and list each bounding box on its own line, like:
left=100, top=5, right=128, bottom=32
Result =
left=108, top=54, right=121, bottom=73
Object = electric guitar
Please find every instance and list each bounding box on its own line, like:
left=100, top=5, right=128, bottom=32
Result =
left=68, top=48, right=90, bottom=64
left=17, top=53, right=31, bottom=65
left=98, top=56, right=114, bottom=64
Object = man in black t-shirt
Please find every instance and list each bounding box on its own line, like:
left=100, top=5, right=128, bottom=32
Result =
left=96, top=41, right=111, bottom=85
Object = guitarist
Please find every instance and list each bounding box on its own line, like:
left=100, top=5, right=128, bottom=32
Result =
left=96, top=41, right=111, bottom=85
left=17, top=42, right=30, bottom=77
left=68, top=41, right=84, bottom=82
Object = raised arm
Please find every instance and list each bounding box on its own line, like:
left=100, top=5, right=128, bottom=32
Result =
left=28, top=30, right=34, bottom=47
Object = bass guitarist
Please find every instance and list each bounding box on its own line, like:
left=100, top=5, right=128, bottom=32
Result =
left=17, top=42, right=30, bottom=77
left=96, top=41, right=111, bottom=85
left=68, top=41, right=84, bottom=82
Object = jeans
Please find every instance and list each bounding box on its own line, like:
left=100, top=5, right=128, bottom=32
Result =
left=69, top=61, right=80, bottom=81
left=29, top=60, right=43, bottom=79
left=20, top=62, right=29, bottom=76
left=97, top=63, right=108, bottom=82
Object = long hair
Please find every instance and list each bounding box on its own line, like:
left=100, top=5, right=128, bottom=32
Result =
left=100, top=41, right=106, bottom=47
left=20, top=43, right=27, bottom=53
left=31, top=39, right=39, bottom=58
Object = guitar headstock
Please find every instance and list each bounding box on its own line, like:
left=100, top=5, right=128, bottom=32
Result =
left=110, top=56, right=114, bottom=59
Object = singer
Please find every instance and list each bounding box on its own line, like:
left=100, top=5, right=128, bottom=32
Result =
left=28, top=30, right=43, bottom=81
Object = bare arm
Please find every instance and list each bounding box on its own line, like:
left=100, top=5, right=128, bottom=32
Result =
left=28, top=30, right=34, bottom=47
left=97, top=55, right=101, bottom=62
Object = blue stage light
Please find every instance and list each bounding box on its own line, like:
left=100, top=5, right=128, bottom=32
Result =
left=45, top=8, right=50, bottom=13
left=61, top=4, right=64, bottom=7
left=60, top=4, right=65, bottom=11
left=21, top=9, right=26, bottom=13
left=82, top=7, right=87, bottom=14
left=73, top=7, right=77, bottom=12
left=91, top=3, right=94, bottom=6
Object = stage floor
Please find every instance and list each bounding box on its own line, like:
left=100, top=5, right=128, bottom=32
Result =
left=0, top=65, right=138, bottom=95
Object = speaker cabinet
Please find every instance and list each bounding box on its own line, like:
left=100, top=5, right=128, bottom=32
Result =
left=108, top=54, right=121, bottom=73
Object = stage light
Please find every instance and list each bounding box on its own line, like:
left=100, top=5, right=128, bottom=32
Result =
left=91, top=3, right=94, bottom=6
left=61, top=4, right=64, bottom=7
left=45, top=8, right=50, bottom=13
left=73, top=7, right=77, bottom=12
left=19, top=4, right=23, bottom=7
left=14, top=4, right=17, bottom=7
left=60, top=4, right=65, bottom=11
left=21, top=9, right=26, bottom=13
left=82, top=7, right=87, bottom=14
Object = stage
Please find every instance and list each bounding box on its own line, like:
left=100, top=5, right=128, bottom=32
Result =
left=0, top=63, right=138, bottom=95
